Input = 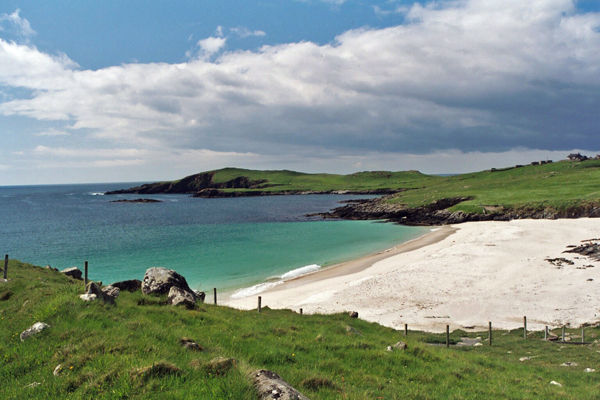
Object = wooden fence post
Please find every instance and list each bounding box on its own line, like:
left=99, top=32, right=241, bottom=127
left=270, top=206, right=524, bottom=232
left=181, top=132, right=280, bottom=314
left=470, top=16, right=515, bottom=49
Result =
left=404, top=323, right=408, bottom=336
left=84, top=261, right=88, bottom=289
left=489, top=321, right=492, bottom=346
left=258, top=296, right=262, bottom=313
left=544, top=326, right=548, bottom=341
left=299, top=308, right=303, bottom=315
left=3, top=254, right=7, bottom=280
left=213, top=288, right=217, bottom=305
left=523, top=316, right=527, bottom=339
left=446, top=325, right=450, bottom=348
left=581, top=327, right=585, bottom=344
left=562, top=326, right=566, bottom=342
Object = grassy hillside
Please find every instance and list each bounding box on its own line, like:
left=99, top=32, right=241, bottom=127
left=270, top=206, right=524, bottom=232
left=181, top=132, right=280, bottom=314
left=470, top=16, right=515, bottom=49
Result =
left=2, top=260, right=599, bottom=399
left=384, top=159, right=600, bottom=214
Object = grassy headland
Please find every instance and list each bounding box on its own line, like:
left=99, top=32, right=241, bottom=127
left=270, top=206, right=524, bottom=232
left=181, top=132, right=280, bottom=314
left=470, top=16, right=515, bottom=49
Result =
left=2, top=260, right=599, bottom=399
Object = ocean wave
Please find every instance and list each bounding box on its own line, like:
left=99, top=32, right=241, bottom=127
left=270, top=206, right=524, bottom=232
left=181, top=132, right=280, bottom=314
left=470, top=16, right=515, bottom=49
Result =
left=230, top=264, right=322, bottom=299
left=89, top=192, right=105, bottom=196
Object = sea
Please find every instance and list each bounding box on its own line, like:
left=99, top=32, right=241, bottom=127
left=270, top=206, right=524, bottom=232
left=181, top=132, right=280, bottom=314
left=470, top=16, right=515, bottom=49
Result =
left=0, top=183, right=427, bottom=297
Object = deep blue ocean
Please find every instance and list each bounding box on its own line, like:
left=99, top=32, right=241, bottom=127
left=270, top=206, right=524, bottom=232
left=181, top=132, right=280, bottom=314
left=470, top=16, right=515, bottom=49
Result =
left=0, top=183, right=426, bottom=295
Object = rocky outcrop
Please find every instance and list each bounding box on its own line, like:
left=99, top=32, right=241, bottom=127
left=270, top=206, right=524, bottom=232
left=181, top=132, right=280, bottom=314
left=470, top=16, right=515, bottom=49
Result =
left=60, top=267, right=82, bottom=280
left=110, top=198, right=162, bottom=203
left=142, top=267, right=194, bottom=296
left=253, top=369, right=310, bottom=400
left=84, top=282, right=119, bottom=304
left=314, top=195, right=600, bottom=226
left=193, top=188, right=399, bottom=198
left=20, top=322, right=50, bottom=341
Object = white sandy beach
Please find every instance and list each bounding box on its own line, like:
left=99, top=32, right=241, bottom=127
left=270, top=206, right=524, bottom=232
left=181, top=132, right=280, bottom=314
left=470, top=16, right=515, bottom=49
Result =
left=224, top=218, right=600, bottom=332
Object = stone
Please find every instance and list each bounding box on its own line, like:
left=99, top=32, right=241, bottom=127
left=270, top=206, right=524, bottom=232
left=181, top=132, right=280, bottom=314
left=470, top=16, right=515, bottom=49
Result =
left=194, top=290, right=206, bottom=303
left=253, top=369, right=310, bottom=400
left=60, top=267, right=82, bottom=280
left=25, top=382, right=41, bottom=389
left=79, top=293, right=97, bottom=302
left=53, top=364, right=63, bottom=376
left=348, top=311, right=359, bottom=318
left=102, top=285, right=120, bottom=299
left=142, top=267, right=194, bottom=296
left=20, top=322, right=50, bottom=341
left=110, top=279, right=142, bottom=292
left=561, top=362, right=578, bottom=367
left=393, top=341, right=408, bottom=350
left=86, top=282, right=117, bottom=304
left=180, top=337, right=203, bottom=351
left=549, top=380, right=562, bottom=387
left=204, top=357, right=236, bottom=376
left=168, top=286, right=196, bottom=309
left=584, top=368, right=596, bottom=373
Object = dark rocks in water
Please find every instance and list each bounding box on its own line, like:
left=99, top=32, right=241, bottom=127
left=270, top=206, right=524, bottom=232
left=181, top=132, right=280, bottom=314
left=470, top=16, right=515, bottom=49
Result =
left=60, top=267, right=82, bottom=280
left=111, top=279, right=142, bottom=292
left=253, top=369, right=310, bottom=400
left=142, top=267, right=195, bottom=296
left=110, top=198, right=162, bottom=203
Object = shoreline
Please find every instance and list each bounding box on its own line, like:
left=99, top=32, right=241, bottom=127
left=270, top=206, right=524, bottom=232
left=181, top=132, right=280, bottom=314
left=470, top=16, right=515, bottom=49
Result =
left=224, top=218, right=600, bottom=332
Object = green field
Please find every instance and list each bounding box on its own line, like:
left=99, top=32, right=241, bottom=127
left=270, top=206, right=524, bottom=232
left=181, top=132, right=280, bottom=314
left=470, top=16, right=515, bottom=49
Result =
left=2, top=261, right=599, bottom=399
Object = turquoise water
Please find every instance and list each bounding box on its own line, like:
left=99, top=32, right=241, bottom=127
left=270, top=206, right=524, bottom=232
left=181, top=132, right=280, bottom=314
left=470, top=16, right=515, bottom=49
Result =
left=0, top=183, right=427, bottom=293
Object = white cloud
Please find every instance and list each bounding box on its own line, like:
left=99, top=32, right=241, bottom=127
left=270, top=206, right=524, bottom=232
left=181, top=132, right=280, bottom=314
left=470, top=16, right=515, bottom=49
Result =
left=35, top=128, right=70, bottom=137
left=230, top=26, right=266, bottom=38
left=0, top=0, right=599, bottom=174
left=0, top=9, right=35, bottom=39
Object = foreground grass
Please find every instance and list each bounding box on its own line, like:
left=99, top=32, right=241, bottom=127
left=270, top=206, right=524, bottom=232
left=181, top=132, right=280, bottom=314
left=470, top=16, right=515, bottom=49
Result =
left=1, top=260, right=599, bottom=399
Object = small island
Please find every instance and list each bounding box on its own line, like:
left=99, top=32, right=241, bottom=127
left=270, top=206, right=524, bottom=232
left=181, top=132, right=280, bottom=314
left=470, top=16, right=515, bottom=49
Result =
left=110, top=198, right=162, bottom=203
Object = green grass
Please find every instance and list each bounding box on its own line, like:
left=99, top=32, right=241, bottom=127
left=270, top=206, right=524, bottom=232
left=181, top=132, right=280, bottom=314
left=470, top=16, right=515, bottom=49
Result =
left=384, top=159, right=600, bottom=213
left=1, top=260, right=599, bottom=399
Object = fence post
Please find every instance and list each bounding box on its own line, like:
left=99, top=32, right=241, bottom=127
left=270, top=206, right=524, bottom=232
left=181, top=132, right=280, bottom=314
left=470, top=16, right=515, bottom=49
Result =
left=84, top=261, right=88, bottom=289
left=3, top=254, right=7, bottom=280
left=562, top=326, right=566, bottom=342
left=489, top=321, right=492, bottom=346
left=544, top=326, right=548, bottom=341
left=523, top=316, right=527, bottom=339
left=404, top=323, right=408, bottom=336
left=299, top=308, right=303, bottom=315
left=258, top=296, right=262, bottom=313
left=581, top=327, right=585, bottom=344
left=446, top=325, right=450, bottom=348
left=213, top=288, right=217, bottom=305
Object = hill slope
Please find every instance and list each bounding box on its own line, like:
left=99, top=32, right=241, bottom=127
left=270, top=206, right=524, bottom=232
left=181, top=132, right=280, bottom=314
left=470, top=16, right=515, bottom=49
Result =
left=1, top=260, right=599, bottom=399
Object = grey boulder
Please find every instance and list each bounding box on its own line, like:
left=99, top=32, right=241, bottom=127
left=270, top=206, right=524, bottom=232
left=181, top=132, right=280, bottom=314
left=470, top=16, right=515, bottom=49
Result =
left=168, top=286, right=196, bottom=309
left=20, top=322, right=50, bottom=341
left=142, top=267, right=194, bottom=296
left=61, top=267, right=82, bottom=280
left=253, top=369, right=310, bottom=400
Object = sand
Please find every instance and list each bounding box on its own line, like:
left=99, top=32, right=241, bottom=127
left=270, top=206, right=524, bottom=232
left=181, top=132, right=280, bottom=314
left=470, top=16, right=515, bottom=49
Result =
left=224, top=218, right=600, bottom=332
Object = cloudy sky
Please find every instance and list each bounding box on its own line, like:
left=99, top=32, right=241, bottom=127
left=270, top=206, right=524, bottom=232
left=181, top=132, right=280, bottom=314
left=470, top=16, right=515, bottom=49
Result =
left=1, top=0, right=599, bottom=185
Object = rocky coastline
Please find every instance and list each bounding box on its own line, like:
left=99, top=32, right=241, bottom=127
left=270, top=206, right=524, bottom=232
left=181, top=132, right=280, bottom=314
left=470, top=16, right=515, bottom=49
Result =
left=310, top=195, right=600, bottom=226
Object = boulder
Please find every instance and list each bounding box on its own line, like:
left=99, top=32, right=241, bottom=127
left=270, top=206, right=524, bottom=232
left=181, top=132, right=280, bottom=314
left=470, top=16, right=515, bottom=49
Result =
left=61, top=267, right=82, bottom=280
left=253, top=369, right=310, bottom=400
left=168, top=286, right=196, bottom=309
left=79, top=293, right=97, bottom=302
left=348, top=311, right=359, bottom=318
left=85, top=282, right=118, bottom=304
left=180, top=337, right=203, bottom=351
left=110, top=279, right=142, bottom=292
left=142, top=267, right=194, bottom=296
left=102, top=285, right=120, bottom=299
left=20, top=322, right=50, bottom=341
left=194, top=290, right=206, bottom=303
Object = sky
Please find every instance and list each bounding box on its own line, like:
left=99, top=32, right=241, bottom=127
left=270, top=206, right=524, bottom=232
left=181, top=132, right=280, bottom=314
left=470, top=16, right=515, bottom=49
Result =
left=1, top=0, right=599, bottom=185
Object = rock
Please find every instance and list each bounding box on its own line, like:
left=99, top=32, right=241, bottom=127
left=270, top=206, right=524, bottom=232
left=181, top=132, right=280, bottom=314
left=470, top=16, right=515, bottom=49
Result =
left=561, top=362, right=578, bottom=367
left=204, top=357, right=236, bottom=376
left=53, top=364, right=63, bottom=376
left=584, top=368, right=596, bottom=373
left=20, top=322, right=50, bottom=341
left=393, top=341, right=408, bottom=350
left=168, top=286, right=196, bottom=309
left=44, top=265, right=58, bottom=272
left=386, top=346, right=393, bottom=352
left=110, top=279, right=142, bottom=292
left=102, top=285, right=120, bottom=299
left=79, top=293, right=97, bottom=302
left=348, top=311, right=359, bottom=318
left=194, top=290, right=206, bottom=303
left=549, top=380, right=562, bottom=387
left=24, top=382, right=41, bottom=389
left=142, top=267, right=194, bottom=296
left=86, top=282, right=117, bottom=304
left=180, top=337, right=203, bottom=351
left=253, top=369, right=310, bottom=400
left=60, top=267, right=82, bottom=280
